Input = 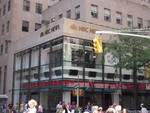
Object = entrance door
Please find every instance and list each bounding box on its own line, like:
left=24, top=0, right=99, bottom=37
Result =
left=104, top=93, right=112, bottom=110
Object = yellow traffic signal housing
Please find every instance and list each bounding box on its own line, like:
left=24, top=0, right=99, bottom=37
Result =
left=146, top=66, right=150, bottom=78
left=92, top=37, right=103, bottom=54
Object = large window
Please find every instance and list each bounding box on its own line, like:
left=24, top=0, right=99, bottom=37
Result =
left=104, top=8, right=111, bottom=21
left=75, top=5, right=80, bottom=20
left=22, top=21, right=29, bottom=32
left=51, top=38, right=63, bottom=67
left=91, top=4, right=98, bottom=18
left=23, top=0, right=30, bottom=11
left=36, top=3, right=42, bottom=14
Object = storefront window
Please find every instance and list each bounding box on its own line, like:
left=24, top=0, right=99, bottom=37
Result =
left=14, top=72, right=20, bottom=104
left=14, top=53, right=21, bottom=71
left=63, top=37, right=84, bottom=67
left=40, top=42, right=50, bottom=81
left=22, top=50, right=29, bottom=69
left=31, top=46, right=39, bottom=67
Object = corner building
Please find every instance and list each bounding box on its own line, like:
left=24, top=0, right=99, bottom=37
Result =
left=10, top=0, right=150, bottom=112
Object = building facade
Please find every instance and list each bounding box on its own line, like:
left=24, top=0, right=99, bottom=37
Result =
left=1, top=0, right=150, bottom=112
left=12, top=17, right=150, bottom=112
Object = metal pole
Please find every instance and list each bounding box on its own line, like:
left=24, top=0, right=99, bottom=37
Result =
left=77, top=87, right=79, bottom=106
left=77, top=75, right=79, bottom=106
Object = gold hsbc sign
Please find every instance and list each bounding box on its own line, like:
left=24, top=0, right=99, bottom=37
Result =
left=70, top=24, right=98, bottom=34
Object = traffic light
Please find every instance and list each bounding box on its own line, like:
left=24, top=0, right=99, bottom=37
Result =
left=146, top=65, right=150, bottom=78
left=92, top=37, right=103, bottom=54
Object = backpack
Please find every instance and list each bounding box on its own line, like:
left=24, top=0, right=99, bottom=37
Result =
left=3, top=103, right=7, bottom=109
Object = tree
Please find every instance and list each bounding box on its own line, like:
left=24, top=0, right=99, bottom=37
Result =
left=106, top=33, right=150, bottom=71
left=105, top=32, right=150, bottom=109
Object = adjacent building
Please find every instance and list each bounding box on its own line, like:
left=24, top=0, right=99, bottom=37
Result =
left=0, top=0, right=59, bottom=102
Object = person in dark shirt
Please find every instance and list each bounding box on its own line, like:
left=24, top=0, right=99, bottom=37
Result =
left=11, top=105, right=17, bottom=113
left=8, top=102, right=13, bottom=110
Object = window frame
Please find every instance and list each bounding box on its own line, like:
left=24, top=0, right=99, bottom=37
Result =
left=75, top=5, right=80, bottom=20
left=23, top=0, right=30, bottom=11
left=22, top=21, right=29, bottom=32
left=127, top=14, right=133, bottom=27
left=91, top=4, right=98, bottom=19
left=104, top=8, right=111, bottom=22
left=36, top=3, right=42, bottom=14
left=116, top=11, right=122, bottom=25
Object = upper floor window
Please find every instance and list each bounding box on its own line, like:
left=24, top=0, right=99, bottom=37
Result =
left=3, top=5, right=6, bottom=16
left=127, top=14, right=133, bottom=27
left=75, top=5, right=80, bottom=20
left=116, top=11, right=122, bottom=24
left=2, top=24, right=4, bottom=35
left=66, top=9, right=71, bottom=18
left=23, top=0, right=30, bottom=11
left=147, top=20, right=150, bottom=28
left=35, top=23, right=41, bottom=31
left=36, top=3, right=42, bottom=14
left=104, top=8, right=111, bottom=21
left=5, top=41, right=8, bottom=54
left=58, top=14, right=63, bottom=19
left=7, top=21, right=10, bottom=32
left=22, top=21, right=29, bottom=32
left=0, top=67, right=1, bottom=82
left=0, top=8, right=1, bottom=16
left=137, top=17, right=143, bottom=28
left=8, top=0, right=11, bottom=11
left=91, top=4, right=98, bottom=18
left=1, top=45, right=3, bottom=55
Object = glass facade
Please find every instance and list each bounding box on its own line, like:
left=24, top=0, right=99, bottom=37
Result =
left=13, top=36, right=150, bottom=112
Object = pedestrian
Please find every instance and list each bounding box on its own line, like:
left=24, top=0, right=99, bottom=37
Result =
left=19, top=102, right=25, bottom=113
left=8, top=102, right=13, bottom=113
left=15, top=103, right=19, bottom=113
left=114, top=105, right=122, bottom=113
left=105, top=108, right=115, bottom=113
left=38, top=104, right=43, bottom=113
left=122, top=108, right=129, bottom=113
left=83, top=106, right=91, bottom=113
left=140, top=103, right=148, bottom=113
left=97, top=107, right=104, bottom=113
left=2, top=101, right=7, bottom=113
left=24, top=99, right=37, bottom=113
left=70, top=102, right=76, bottom=113
left=56, top=102, right=62, bottom=113
left=24, top=101, right=29, bottom=112
left=11, top=105, right=17, bottom=113
left=62, top=105, right=71, bottom=113
left=74, top=104, right=81, bottom=113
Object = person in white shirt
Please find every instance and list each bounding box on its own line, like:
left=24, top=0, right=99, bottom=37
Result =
left=140, top=103, right=148, bottom=113
left=62, top=105, right=71, bottom=113
left=25, top=99, right=37, bottom=113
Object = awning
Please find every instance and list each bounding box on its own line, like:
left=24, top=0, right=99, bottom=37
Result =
left=0, top=94, right=8, bottom=99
